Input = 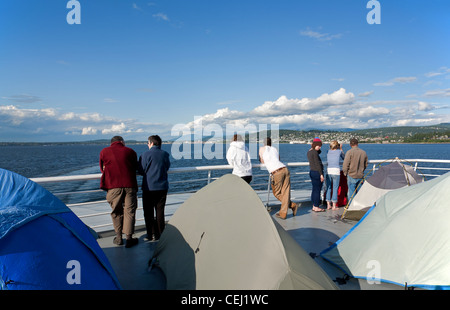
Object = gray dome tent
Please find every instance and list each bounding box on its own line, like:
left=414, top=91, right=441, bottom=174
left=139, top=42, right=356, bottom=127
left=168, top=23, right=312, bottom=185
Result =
left=150, top=174, right=338, bottom=290
left=342, top=160, right=423, bottom=220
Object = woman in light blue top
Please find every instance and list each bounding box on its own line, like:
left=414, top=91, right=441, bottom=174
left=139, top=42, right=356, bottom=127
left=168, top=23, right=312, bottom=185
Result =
left=326, top=141, right=344, bottom=210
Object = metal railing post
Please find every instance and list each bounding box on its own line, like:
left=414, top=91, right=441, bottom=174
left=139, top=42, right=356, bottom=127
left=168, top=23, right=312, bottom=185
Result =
left=207, top=170, right=212, bottom=184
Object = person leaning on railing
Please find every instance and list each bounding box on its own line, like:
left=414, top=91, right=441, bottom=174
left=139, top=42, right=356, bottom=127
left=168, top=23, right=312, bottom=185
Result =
left=138, top=135, right=171, bottom=242
left=307, top=137, right=326, bottom=212
left=99, top=136, right=139, bottom=248
left=226, top=134, right=253, bottom=184
left=259, top=137, right=298, bottom=220
left=325, top=140, right=345, bottom=211
left=343, top=138, right=368, bottom=202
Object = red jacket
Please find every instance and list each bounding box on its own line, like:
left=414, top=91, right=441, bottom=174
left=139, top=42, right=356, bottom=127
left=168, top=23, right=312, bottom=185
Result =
left=99, top=141, right=138, bottom=190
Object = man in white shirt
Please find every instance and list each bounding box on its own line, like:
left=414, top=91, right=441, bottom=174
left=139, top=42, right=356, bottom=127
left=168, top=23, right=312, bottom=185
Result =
left=259, top=138, right=298, bottom=219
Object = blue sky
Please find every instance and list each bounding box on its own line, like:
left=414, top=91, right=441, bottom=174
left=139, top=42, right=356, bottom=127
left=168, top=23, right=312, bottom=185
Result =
left=1, top=0, right=449, bottom=142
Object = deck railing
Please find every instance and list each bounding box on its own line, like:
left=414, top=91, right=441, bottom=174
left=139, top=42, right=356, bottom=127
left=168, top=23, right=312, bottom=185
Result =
left=31, top=158, right=450, bottom=231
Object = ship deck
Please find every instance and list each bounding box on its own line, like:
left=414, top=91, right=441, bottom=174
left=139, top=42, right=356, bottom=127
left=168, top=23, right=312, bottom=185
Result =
left=31, top=157, right=450, bottom=292
left=92, top=189, right=404, bottom=290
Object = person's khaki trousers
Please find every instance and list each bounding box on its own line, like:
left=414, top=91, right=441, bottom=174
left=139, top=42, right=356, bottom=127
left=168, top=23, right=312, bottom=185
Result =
left=106, top=188, right=137, bottom=236
left=271, top=168, right=296, bottom=218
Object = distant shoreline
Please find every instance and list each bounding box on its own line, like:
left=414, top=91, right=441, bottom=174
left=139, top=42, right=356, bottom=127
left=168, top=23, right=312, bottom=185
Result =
left=1, top=141, right=449, bottom=146
left=1, top=123, right=449, bottom=146
left=0, top=140, right=145, bottom=146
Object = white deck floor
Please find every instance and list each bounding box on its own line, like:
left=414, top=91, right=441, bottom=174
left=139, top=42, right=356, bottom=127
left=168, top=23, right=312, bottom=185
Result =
left=69, top=188, right=313, bottom=234
left=81, top=189, right=406, bottom=290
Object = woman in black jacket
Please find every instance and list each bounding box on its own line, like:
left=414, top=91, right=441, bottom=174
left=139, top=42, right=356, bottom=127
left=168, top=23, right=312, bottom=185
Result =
left=307, top=138, right=325, bottom=212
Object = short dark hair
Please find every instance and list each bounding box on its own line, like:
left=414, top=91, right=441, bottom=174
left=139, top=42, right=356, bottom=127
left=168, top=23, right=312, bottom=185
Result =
left=264, top=137, right=272, bottom=146
left=148, top=135, right=162, bottom=146
left=350, top=138, right=359, bottom=146
left=111, top=136, right=124, bottom=144
left=312, top=141, right=322, bottom=149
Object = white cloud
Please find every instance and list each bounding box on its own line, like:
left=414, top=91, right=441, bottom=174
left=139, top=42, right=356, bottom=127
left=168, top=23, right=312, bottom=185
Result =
left=252, top=88, right=355, bottom=116
left=153, top=13, right=169, bottom=21
left=374, top=76, right=417, bottom=86
left=59, top=111, right=107, bottom=122
left=178, top=87, right=450, bottom=133
left=185, top=108, right=247, bottom=129
left=300, top=28, right=343, bottom=41
left=132, top=3, right=144, bottom=12
left=59, top=112, right=76, bottom=120
left=0, top=104, right=164, bottom=141
left=393, top=117, right=441, bottom=127
left=424, top=88, right=450, bottom=97
left=393, top=77, right=417, bottom=83
left=424, top=67, right=450, bottom=78
left=425, top=72, right=444, bottom=78
left=101, top=122, right=128, bottom=135
left=358, top=91, right=374, bottom=97
left=260, top=113, right=331, bottom=126
left=0, top=105, right=57, bottom=125
left=81, top=127, right=98, bottom=135
left=2, top=94, right=42, bottom=103
left=345, top=106, right=390, bottom=118
left=373, top=81, right=395, bottom=87
left=103, top=98, right=119, bottom=103
left=2, top=83, right=449, bottom=142
left=417, top=101, right=435, bottom=111
left=182, top=89, right=358, bottom=130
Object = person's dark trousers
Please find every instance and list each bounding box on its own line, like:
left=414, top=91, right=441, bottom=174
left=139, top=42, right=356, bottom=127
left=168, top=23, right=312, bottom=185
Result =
left=241, top=175, right=252, bottom=184
left=309, top=170, right=323, bottom=207
left=142, top=189, right=168, bottom=240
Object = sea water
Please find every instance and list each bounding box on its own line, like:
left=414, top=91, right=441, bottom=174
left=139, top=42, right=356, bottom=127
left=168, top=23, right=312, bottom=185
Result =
left=1, top=143, right=449, bottom=204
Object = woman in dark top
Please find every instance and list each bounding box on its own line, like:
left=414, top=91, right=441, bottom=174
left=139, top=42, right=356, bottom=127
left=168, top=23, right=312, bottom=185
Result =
left=307, top=138, right=325, bottom=212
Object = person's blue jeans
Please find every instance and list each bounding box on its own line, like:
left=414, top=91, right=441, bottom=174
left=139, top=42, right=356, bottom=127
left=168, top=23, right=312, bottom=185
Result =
left=326, top=173, right=340, bottom=203
left=309, top=170, right=323, bottom=207
left=347, top=175, right=363, bottom=204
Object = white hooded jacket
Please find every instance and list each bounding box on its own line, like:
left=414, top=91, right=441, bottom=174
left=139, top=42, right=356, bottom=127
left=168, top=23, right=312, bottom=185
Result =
left=226, top=141, right=252, bottom=177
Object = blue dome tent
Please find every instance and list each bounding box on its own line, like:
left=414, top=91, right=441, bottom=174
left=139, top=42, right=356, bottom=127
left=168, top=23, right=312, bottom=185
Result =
left=0, top=168, right=121, bottom=290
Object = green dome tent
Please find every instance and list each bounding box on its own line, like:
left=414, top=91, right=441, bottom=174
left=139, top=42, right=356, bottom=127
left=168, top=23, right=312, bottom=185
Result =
left=150, top=174, right=338, bottom=290
left=322, top=172, right=450, bottom=290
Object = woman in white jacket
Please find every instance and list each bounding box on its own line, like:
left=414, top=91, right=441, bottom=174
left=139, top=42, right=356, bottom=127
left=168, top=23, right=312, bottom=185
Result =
left=226, top=134, right=253, bottom=184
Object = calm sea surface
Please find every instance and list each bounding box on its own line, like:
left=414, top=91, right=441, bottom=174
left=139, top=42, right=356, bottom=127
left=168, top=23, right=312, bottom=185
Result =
left=1, top=143, right=449, bottom=204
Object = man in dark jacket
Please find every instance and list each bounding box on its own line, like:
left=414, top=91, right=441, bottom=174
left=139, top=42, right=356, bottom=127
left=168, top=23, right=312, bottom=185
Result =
left=138, top=135, right=171, bottom=241
left=100, top=136, right=139, bottom=248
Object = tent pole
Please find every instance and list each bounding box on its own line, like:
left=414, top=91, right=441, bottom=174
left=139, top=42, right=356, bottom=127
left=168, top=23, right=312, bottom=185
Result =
left=266, top=174, right=271, bottom=211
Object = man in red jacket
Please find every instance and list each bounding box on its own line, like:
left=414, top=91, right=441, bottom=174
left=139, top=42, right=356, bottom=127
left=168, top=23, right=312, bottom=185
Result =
left=100, top=136, right=139, bottom=248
